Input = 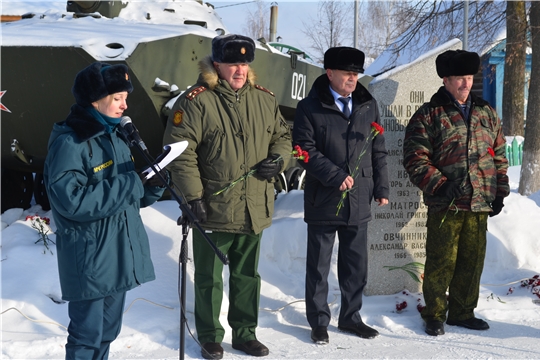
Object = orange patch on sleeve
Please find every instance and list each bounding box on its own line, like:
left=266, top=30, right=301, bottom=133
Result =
left=173, top=110, right=184, bottom=126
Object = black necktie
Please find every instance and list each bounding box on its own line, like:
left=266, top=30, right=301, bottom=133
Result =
left=338, top=97, right=351, bottom=118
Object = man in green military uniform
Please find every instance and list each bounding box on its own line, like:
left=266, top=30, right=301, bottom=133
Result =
left=403, top=50, right=510, bottom=336
left=163, top=34, right=291, bottom=359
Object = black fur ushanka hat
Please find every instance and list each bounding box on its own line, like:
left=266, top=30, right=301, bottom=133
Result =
left=212, top=34, right=255, bottom=64
left=436, top=50, right=480, bottom=78
left=324, top=47, right=365, bottom=73
left=72, top=62, right=133, bottom=106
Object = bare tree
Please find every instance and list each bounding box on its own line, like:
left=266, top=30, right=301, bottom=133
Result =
left=301, top=0, right=352, bottom=63
left=502, top=1, right=527, bottom=137
left=242, top=0, right=269, bottom=40
left=519, top=1, right=540, bottom=196
left=356, top=1, right=412, bottom=62
left=379, top=1, right=506, bottom=70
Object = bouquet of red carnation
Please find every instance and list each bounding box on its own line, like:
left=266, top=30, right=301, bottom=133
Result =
left=213, top=146, right=309, bottom=195
left=293, top=145, right=309, bottom=163
left=336, top=122, right=384, bottom=215
left=26, top=214, right=55, bottom=254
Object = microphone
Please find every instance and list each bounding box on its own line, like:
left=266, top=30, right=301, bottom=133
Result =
left=120, top=116, right=148, bottom=152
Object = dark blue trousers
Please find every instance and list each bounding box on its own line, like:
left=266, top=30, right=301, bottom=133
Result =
left=305, top=223, right=368, bottom=329
left=65, top=291, right=126, bottom=360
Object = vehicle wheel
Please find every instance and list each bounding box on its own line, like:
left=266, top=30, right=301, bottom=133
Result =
left=285, top=167, right=301, bottom=191
left=1, top=169, right=34, bottom=213
left=34, top=173, right=51, bottom=211
left=293, top=169, right=306, bottom=190
left=274, top=172, right=288, bottom=199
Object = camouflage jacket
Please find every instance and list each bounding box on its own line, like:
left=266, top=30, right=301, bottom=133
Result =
left=403, top=87, right=509, bottom=213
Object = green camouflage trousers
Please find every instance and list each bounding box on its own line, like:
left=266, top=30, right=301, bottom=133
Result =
left=422, top=210, right=488, bottom=322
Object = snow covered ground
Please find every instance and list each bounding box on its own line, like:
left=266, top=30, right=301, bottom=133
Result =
left=1, top=166, right=540, bottom=359
left=1, top=2, right=539, bottom=358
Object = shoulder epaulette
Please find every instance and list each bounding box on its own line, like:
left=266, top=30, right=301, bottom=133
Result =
left=186, top=86, right=207, bottom=100
left=255, top=84, right=275, bottom=97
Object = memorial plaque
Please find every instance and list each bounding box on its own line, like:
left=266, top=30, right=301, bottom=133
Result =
left=364, top=40, right=462, bottom=295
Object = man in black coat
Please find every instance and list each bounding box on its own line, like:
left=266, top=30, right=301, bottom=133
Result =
left=293, top=47, right=389, bottom=344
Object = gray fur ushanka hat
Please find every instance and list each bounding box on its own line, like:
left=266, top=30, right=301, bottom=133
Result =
left=436, top=50, right=480, bottom=78
left=72, top=62, right=133, bottom=107
left=212, top=34, right=255, bottom=64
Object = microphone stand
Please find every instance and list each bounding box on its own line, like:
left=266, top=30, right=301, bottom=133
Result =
left=123, top=130, right=228, bottom=360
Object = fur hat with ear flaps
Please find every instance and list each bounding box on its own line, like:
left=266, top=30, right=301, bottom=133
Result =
left=436, top=50, right=480, bottom=78
left=324, top=47, right=365, bottom=73
left=72, top=62, right=133, bottom=107
left=212, top=34, right=255, bottom=64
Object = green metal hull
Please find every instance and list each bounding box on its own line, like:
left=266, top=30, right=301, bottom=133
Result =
left=1, top=35, right=324, bottom=173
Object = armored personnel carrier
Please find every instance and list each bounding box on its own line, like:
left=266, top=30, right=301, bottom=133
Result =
left=1, top=0, right=325, bottom=212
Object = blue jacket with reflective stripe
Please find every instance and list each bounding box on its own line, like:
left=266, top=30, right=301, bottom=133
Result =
left=44, top=104, right=163, bottom=301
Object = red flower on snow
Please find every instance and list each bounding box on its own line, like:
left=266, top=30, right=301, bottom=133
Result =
left=396, top=301, right=407, bottom=312
left=26, top=214, right=54, bottom=254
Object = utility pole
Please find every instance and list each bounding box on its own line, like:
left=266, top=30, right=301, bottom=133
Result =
left=463, top=0, right=469, bottom=50
left=354, top=0, right=359, bottom=49
left=269, top=2, right=278, bottom=42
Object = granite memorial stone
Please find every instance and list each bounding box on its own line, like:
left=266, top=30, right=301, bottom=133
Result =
left=365, top=39, right=463, bottom=295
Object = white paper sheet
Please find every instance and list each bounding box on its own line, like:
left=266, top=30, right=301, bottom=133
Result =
left=142, top=141, right=188, bottom=179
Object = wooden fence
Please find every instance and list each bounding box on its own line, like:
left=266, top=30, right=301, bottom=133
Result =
left=505, top=138, right=523, bottom=166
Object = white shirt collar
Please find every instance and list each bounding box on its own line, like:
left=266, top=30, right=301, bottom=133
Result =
left=329, top=85, right=352, bottom=113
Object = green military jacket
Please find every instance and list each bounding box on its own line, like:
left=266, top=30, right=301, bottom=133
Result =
left=403, top=87, right=510, bottom=213
left=163, top=56, right=291, bottom=234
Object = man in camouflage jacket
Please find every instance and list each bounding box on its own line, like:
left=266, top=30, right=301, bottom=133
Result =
left=163, top=34, right=291, bottom=359
left=403, top=50, right=509, bottom=337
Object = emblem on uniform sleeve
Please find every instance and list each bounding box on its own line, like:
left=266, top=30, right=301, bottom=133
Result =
left=173, top=110, right=184, bottom=126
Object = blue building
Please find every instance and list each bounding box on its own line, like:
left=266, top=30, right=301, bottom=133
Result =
left=481, top=39, right=532, bottom=114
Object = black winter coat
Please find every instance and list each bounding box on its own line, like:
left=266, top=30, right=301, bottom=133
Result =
left=293, top=74, right=389, bottom=225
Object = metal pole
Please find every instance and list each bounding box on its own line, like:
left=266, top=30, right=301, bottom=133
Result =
left=178, top=226, right=188, bottom=360
left=463, top=0, right=469, bottom=50
left=269, top=3, right=278, bottom=42
left=354, top=0, right=359, bottom=49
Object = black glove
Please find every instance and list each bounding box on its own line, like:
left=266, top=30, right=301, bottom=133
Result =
left=147, top=169, right=170, bottom=188
left=257, top=154, right=284, bottom=180
left=489, top=196, right=504, bottom=217
left=139, top=168, right=169, bottom=188
left=437, top=180, right=465, bottom=200
left=179, top=198, right=207, bottom=225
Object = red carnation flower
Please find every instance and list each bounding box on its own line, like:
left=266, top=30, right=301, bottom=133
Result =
left=336, top=122, right=384, bottom=215
left=371, top=122, right=384, bottom=135
left=214, top=145, right=309, bottom=195
left=396, top=301, right=408, bottom=312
